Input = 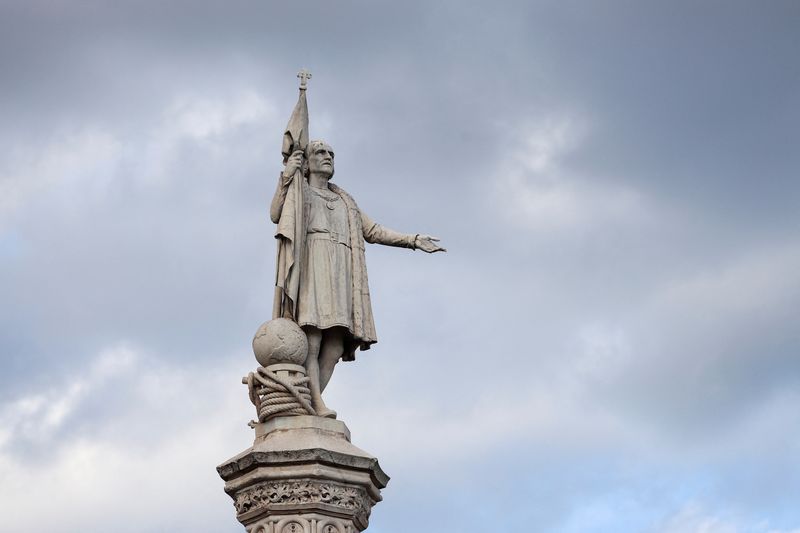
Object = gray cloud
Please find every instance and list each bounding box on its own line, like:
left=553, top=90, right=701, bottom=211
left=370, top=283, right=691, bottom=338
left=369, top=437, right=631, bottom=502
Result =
left=1, top=1, right=799, bottom=532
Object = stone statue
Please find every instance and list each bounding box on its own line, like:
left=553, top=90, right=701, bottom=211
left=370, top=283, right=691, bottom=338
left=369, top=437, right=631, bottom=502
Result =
left=268, top=70, right=445, bottom=418
left=221, top=71, right=417, bottom=531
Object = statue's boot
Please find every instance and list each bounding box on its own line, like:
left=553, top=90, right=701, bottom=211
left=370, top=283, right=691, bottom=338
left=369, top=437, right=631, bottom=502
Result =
left=318, top=408, right=337, bottom=419
left=313, top=398, right=337, bottom=419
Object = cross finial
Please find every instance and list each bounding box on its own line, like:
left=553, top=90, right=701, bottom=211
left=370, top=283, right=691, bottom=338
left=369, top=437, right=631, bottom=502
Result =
left=297, top=68, right=312, bottom=90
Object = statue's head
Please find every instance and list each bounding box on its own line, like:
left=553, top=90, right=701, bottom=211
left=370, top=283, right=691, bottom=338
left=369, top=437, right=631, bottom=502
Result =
left=305, top=139, right=334, bottom=180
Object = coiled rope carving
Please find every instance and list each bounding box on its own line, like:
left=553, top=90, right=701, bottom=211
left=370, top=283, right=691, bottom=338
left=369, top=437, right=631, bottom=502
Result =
left=244, top=365, right=316, bottom=423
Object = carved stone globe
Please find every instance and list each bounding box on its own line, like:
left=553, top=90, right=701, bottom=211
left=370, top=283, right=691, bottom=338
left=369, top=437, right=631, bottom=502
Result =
left=252, top=318, right=308, bottom=367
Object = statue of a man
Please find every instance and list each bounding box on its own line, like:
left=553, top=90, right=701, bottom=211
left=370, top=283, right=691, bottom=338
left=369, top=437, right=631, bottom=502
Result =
left=270, top=140, right=445, bottom=418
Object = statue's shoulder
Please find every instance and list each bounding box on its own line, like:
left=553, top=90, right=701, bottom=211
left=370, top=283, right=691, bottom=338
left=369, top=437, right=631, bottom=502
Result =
left=329, top=183, right=357, bottom=206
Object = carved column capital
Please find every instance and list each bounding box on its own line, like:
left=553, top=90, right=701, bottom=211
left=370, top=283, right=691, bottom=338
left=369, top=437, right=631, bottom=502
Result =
left=218, top=416, right=388, bottom=531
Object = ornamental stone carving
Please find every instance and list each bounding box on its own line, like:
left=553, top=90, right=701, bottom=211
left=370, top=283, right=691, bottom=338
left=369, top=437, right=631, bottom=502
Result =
left=246, top=514, right=354, bottom=533
left=234, top=479, right=371, bottom=527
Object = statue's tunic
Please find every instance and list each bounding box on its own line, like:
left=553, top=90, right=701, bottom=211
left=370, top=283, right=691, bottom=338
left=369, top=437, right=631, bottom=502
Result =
left=297, top=185, right=353, bottom=332
left=271, top=176, right=416, bottom=361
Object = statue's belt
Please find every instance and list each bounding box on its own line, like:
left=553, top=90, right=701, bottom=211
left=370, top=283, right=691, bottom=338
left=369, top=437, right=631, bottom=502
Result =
left=306, top=231, right=351, bottom=248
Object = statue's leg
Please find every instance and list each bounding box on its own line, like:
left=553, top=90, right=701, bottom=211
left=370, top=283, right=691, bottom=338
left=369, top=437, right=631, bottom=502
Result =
left=303, top=325, right=336, bottom=419
left=319, top=327, right=344, bottom=393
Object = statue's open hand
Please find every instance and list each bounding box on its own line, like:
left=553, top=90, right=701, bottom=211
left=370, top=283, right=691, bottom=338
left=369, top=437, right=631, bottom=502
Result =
left=415, top=234, right=446, bottom=253
left=281, top=150, right=304, bottom=184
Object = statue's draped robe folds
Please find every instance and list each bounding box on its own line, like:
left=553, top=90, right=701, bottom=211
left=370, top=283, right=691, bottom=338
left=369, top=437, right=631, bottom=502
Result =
left=272, top=87, right=415, bottom=361
left=272, top=176, right=416, bottom=361
left=272, top=87, right=308, bottom=327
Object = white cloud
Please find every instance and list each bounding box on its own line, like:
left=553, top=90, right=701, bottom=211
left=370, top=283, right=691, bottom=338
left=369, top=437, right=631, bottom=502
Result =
left=124, top=87, right=278, bottom=191
left=651, top=243, right=800, bottom=324
left=164, top=89, right=274, bottom=141
left=655, top=503, right=800, bottom=533
left=518, top=116, right=584, bottom=175
left=0, top=344, right=136, bottom=448
left=0, top=128, right=122, bottom=224
left=555, top=238, right=800, bottom=450
left=329, top=353, right=635, bottom=475
left=0, top=345, right=253, bottom=532
left=571, top=322, right=634, bottom=384
left=656, top=504, right=740, bottom=533
left=492, top=115, right=648, bottom=234
left=633, top=240, right=800, bottom=395
left=0, top=87, right=277, bottom=229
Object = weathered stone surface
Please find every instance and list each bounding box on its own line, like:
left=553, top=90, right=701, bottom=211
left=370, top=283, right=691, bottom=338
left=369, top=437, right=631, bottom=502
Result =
left=253, top=318, right=308, bottom=367
left=246, top=512, right=358, bottom=533
left=271, top=71, right=446, bottom=417
left=235, top=480, right=371, bottom=529
left=218, top=416, right=388, bottom=531
left=244, top=364, right=316, bottom=422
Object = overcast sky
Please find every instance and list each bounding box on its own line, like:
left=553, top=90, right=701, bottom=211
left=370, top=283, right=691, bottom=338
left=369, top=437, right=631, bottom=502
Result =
left=1, top=1, right=799, bottom=532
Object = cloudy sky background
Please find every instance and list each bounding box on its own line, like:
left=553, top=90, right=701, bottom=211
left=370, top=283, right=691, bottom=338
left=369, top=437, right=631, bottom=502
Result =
left=1, top=1, right=799, bottom=531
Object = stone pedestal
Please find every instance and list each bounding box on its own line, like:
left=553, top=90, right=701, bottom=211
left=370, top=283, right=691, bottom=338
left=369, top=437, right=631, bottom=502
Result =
left=217, top=416, right=389, bottom=533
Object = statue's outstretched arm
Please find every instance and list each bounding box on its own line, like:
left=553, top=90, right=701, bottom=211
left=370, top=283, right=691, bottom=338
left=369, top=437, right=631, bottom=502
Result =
left=360, top=210, right=446, bottom=253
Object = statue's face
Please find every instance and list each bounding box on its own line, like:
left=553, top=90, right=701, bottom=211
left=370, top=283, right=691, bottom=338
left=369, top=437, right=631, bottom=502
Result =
left=307, top=141, right=334, bottom=178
